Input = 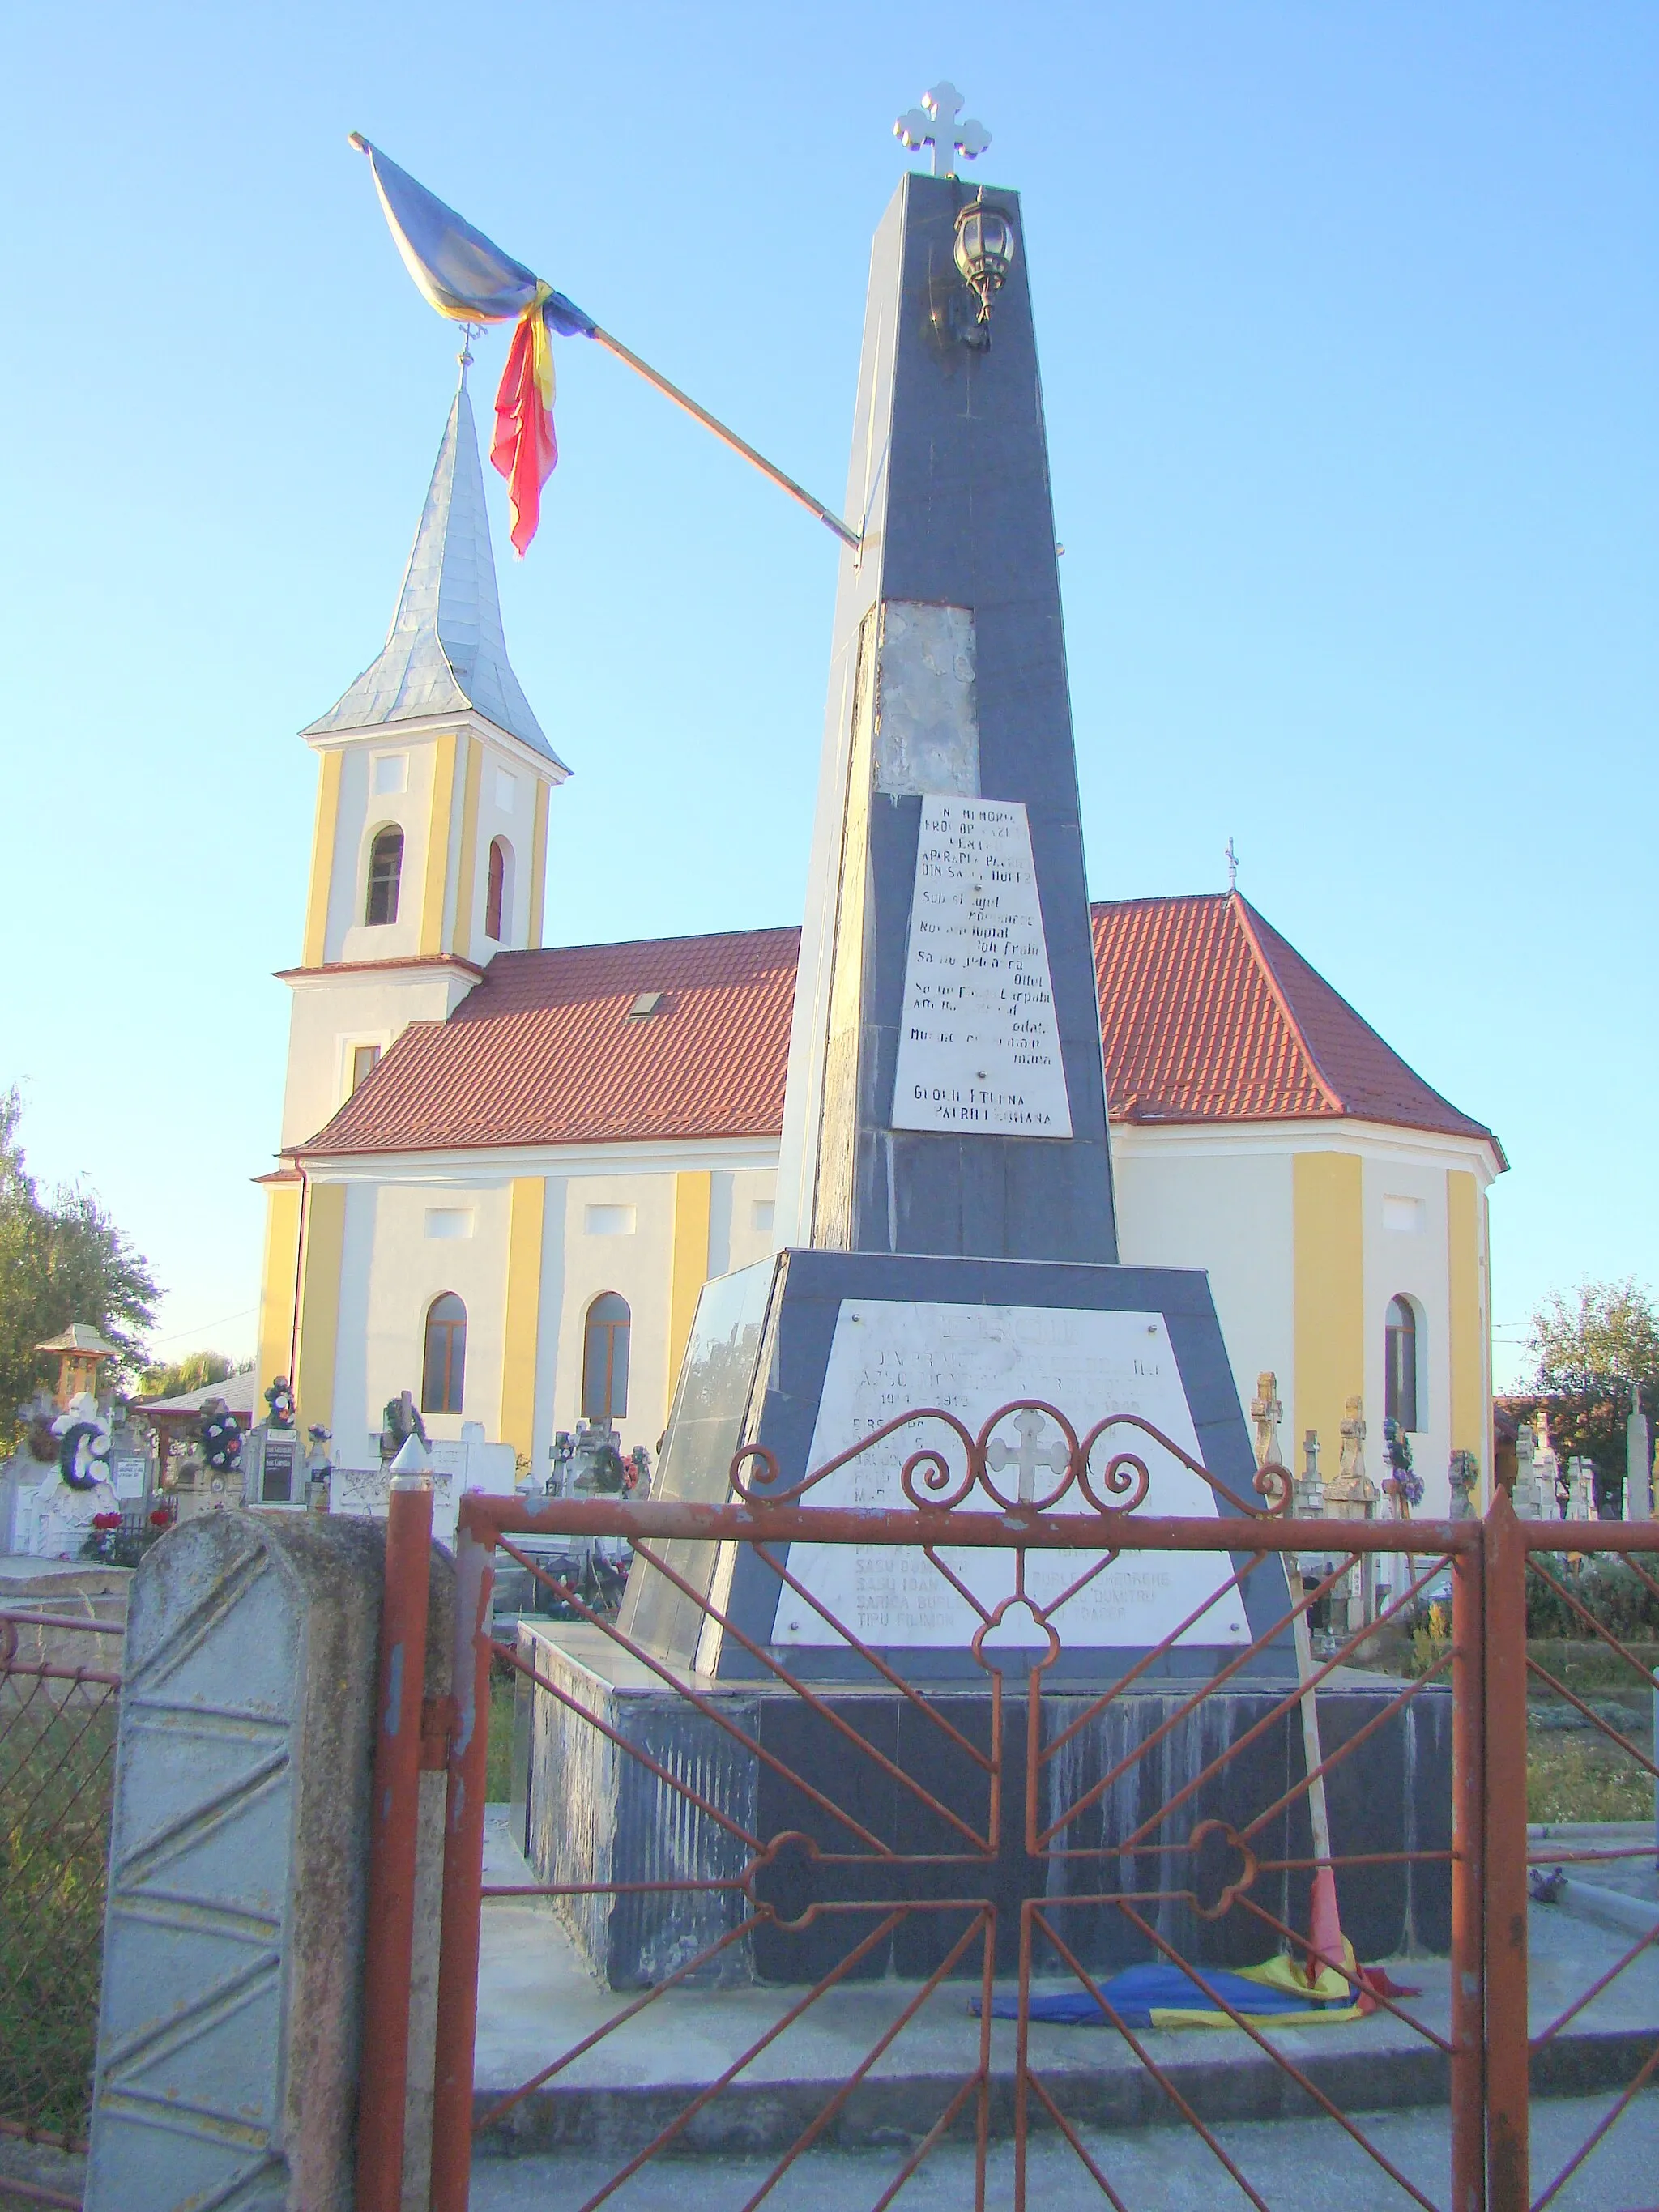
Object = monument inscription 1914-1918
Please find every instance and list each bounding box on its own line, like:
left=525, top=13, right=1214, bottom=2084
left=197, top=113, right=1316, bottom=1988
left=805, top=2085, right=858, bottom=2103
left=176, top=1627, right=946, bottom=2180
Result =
left=771, top=1299, right=1251, bottom=1651
left=891, top=795, right=1072, bottom=1139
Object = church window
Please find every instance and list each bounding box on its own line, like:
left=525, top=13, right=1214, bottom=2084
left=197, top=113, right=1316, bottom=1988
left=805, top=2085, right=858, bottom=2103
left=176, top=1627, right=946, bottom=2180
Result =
left=351, top=1043, right=381, bottom=1093
left=485, top=837, right=510, bottom=941
left=422, top=1293, right=467, bottom=1415
left=582, top=1293, right=630, bottom=1422
left=366, top=827, right=404, bottom=927
left=1385, top=1297, right=1420, bottom=1433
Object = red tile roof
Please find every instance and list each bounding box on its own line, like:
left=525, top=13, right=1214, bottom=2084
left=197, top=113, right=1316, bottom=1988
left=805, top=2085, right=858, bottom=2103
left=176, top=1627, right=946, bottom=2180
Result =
left=302, top=927, right=799, bottom=1155
left=299, top=897, right=1501, bottom=1161
left=1091, top=895, right=1500, bottom=1153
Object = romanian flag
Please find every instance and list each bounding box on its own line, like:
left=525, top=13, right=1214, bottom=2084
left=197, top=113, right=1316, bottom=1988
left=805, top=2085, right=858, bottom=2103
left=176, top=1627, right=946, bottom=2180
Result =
left=975, top=1945, right=1418, bottom=2030
left=352, top=137, right=595, bottom=553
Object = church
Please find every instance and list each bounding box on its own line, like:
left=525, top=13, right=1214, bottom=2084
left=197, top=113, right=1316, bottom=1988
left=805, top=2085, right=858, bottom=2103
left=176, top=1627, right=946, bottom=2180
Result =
left=255, top=376, right=1504, bottom=1516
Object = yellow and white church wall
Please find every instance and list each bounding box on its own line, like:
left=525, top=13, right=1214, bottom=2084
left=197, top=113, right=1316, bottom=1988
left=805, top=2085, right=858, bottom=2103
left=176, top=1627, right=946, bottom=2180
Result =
left=270, top=1113, right=1493, bottom=1513
left=1114, top=1118, right=1495, bottom=1515
left=281, top=1145, right=778, bottom=1479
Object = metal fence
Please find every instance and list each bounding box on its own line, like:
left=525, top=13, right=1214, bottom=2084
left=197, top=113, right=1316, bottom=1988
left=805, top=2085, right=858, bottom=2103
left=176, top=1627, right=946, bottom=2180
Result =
left=365, top=1409, right=1659, bottom=2212
left=0, top=1433, right=1651, bottom=2209
left=356, top=1411, right=1455, bottom=2210
left=0, top=1605, right=124, bottom=2210
left=1508, top=1525, right=1659, bottom=2212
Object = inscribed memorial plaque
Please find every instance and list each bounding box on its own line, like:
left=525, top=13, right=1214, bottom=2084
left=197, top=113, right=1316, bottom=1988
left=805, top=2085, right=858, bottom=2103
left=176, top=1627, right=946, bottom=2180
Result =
left=772, top=1299, right=1251, bottom=1649
left=890, top=796, right=1072, bottom=1138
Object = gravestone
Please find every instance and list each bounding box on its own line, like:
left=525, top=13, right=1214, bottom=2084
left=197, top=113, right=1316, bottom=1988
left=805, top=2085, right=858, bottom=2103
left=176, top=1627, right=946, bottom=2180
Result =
left=1513, top=1421, right=1540, bottom=1519
left=331, top=1417, right=517, bottom=1549
left=243, top=1420, right=301, bottom=1506
left=1628, top=1395, right=1653, bottom=1521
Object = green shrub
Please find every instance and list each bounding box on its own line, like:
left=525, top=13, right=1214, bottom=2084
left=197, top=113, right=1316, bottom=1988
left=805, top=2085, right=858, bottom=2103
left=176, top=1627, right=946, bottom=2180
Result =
left=1526, top=1554, right=1659, bottom=1642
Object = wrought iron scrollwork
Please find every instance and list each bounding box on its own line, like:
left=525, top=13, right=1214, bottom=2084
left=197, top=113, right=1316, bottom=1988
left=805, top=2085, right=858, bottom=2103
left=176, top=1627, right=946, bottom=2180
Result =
left=731, top=1400, right=1293, bottom=1520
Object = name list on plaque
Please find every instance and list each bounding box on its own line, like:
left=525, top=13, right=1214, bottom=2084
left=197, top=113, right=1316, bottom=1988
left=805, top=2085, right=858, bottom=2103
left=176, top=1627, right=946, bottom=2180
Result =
left=890, top=795, right=1073, bottom=1138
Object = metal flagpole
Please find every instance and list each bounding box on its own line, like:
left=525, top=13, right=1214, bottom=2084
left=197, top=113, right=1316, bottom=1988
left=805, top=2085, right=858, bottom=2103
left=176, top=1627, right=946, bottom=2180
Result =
left=586, top=326, right=861, bottom=549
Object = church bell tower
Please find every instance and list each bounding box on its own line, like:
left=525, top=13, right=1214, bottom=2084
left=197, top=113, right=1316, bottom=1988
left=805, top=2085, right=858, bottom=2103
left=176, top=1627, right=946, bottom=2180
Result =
left=255, top=366, right=566, bottom=1406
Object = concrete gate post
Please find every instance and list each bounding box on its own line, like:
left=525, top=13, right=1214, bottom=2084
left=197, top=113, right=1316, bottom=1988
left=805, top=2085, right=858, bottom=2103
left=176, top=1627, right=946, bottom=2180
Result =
left=84, top=1509, right=450, bottom=2210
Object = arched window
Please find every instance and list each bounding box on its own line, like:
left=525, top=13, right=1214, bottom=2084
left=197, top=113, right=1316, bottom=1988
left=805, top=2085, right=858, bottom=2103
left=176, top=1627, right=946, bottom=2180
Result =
left=485, top=837, right=510, bottom=941
left=421, top=1293, right=467, bottom=1415
left=366, top=826, right=404, bottom=927
left=582, top=1293, right=630, bottom=1422
left=1385, top=1297, right=1419, bottom=1432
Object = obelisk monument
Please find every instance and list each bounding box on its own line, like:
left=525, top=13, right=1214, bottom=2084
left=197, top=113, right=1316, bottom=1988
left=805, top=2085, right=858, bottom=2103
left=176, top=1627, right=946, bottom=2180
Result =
left=621, top=117, right=1271, bottom=1683
left=774, top=172, right=1115, bottom=1263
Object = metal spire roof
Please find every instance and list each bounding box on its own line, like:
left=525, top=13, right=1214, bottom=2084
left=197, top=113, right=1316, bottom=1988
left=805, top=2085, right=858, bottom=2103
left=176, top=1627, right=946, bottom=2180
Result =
left=304, top=376, right=565, bottom=766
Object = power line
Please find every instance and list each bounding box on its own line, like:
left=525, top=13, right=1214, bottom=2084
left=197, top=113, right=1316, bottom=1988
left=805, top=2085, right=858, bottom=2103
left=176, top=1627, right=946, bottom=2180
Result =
left=146, top=1303, right=257, bottom=1349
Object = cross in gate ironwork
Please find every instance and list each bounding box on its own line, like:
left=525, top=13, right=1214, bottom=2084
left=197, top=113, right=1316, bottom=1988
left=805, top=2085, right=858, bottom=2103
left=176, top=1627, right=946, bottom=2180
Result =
left=894, top=83, right=992, bottom=178
left=986, top=1408, right=1069, bottom=1503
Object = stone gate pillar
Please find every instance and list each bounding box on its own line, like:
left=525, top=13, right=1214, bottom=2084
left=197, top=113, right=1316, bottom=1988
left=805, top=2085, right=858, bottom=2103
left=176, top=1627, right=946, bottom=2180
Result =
left=84, top=1511, right=450, bottom=2210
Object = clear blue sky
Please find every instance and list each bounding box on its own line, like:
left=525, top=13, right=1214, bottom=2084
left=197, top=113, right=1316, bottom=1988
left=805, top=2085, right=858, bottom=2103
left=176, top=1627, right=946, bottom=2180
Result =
left=2, top=3, right=1653, bottom=1386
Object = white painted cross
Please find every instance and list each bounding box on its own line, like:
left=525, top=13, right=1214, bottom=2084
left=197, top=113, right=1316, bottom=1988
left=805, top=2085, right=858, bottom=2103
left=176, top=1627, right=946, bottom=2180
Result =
left=986, top=1408, right=1070, bottom=1504
left=894, top=83, right=992, bottom=179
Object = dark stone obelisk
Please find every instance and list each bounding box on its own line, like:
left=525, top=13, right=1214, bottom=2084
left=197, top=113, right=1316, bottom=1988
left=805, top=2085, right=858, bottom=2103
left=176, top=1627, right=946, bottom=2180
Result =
left=619, top=169, right=1268, bottom=1685
left=774, top=172, right=1118, bottom=1263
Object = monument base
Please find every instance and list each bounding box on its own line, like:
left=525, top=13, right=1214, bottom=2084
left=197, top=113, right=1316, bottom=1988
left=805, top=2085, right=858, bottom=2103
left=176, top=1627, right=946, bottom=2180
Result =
left=514, top=1623, right=1452, bottom=1993
left=618, top=1248, right=1295, bottom=1684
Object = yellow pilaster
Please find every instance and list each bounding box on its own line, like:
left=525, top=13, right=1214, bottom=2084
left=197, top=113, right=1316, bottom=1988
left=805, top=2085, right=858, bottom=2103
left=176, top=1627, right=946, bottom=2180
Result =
left=500, top=1176, right=546, bottom=1464
left=1447, top=1169, right=1485, bottom=1476
left=255, top=1181, right=303, bottom=1394
left=450, top=735, right=484, bottom=959
left=668, top=1171, right=714, bottom=1413
left=293, top=1180, right=347, bottom=1438
left=418, top=731, right=460, bottom=957
left=1292, top=1152, right=1364, bottom=1468
left=527, top=776, right=550, bottom=948
left=301, top=749, right=343, bottom=968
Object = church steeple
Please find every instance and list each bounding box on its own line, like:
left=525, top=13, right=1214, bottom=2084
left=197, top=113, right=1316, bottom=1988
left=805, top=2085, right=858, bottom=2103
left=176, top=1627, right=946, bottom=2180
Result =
left=279, top=378, right=566, bottom=1157
left=304, top=378, right=565, bottom=767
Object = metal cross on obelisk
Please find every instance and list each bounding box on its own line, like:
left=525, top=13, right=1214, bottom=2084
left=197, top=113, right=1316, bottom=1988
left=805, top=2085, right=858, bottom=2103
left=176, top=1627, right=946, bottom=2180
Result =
left=893, top=82, right=991, bottom=177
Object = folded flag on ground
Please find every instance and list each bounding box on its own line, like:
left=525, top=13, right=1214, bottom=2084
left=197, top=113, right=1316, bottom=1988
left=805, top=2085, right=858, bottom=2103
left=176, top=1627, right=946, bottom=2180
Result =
left=351, top=136, right=595, bottom=555
left=975, top=1945, right=1418, bottom=2031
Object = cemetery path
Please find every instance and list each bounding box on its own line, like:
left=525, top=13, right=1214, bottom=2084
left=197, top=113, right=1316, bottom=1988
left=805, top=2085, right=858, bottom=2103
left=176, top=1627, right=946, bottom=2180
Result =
left=469, top=2087, right=1659, bottom=2212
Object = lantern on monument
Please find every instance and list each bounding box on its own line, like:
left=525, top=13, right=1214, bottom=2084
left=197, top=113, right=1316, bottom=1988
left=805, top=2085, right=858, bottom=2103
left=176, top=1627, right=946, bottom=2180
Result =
left=953, top=194, right=1016, bottom=326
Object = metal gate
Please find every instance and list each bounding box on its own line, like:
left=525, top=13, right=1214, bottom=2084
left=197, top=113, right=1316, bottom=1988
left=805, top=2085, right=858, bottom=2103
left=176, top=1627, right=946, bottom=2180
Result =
left=359, top=1408, right=1659, bottom=2212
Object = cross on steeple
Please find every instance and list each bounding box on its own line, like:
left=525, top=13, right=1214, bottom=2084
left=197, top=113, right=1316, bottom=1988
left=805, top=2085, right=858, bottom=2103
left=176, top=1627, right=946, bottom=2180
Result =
left=1225, top=837, right=1239, bottom=893
left=986, top=1408, right=1070, bottom=1503
left=894, top=83, right=991, bottom=178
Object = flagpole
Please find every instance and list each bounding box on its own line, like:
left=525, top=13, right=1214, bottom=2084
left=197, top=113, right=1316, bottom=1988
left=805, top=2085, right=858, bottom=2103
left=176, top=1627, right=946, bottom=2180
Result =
left=588, top=326, right=862, bottom=551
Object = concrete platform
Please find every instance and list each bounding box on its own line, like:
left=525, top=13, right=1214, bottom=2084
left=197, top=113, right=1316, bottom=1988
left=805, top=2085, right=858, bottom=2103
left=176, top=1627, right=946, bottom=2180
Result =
left=514, top=1623, right=1454, bottom=1989
left=474, top=1810, right=1659, bottom=2161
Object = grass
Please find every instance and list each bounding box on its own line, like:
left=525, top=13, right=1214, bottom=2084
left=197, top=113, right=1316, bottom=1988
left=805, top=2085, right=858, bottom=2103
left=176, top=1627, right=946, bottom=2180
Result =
left=1528, top=1728, right=1656, bottom=1825
left=0, top=1686, right=119, bottom=2147
left=486, top=1674, right=516, bottom=1803
left=1525, top=1639, right=1657, bottom=1824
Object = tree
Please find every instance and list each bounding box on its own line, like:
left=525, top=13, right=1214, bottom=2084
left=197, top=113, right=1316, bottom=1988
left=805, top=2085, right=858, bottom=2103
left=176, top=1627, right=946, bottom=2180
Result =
left=1520, top=1278, right=1659, bottom=1516
left=0, top=1089, right=161, bottom=1446
left=139, top=1351, right=245, bottom=1401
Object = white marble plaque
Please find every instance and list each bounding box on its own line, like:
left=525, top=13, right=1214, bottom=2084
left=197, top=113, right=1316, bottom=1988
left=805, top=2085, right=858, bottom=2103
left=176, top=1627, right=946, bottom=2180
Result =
left=890, top=797, right=1072, bottom=1139
left=772, top=1301, right=1251, bottom=1650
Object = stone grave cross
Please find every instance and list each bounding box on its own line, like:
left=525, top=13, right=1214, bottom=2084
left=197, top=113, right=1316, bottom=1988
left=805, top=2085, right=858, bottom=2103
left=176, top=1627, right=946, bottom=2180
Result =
left=986, top=1407, right=1069, bottom=1503
left=894, top=83, right=991, bottom=177
left=1250, top=1371, right=1283, bottom=1471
